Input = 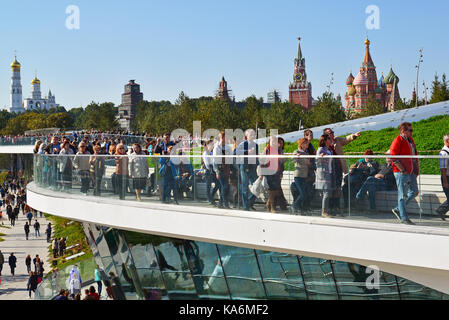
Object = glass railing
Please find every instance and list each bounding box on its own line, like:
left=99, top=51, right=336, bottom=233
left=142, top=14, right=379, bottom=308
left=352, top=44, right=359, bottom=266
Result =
left=31, top=152, right=449, bottom=228
left=34, top=257, right=97, bottom=300
left=0, top=133, right=153, bottom=146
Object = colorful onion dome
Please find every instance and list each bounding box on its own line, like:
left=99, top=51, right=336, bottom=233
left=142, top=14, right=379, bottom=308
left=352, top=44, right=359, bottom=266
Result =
left=346, top=72, right=354, bottom=85
left=353, top=71, right=369, bottom=86
left=378, top=74, right=386, bottom=88
left=348, top=86, right=356, bottom=96
left=384, top=66, right=399, bottom=85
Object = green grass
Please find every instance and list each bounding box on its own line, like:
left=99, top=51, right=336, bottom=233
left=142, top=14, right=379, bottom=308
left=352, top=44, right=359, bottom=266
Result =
left=283, top=115, right=449, bottom=174
left=43, top=213, right=94, bottom=277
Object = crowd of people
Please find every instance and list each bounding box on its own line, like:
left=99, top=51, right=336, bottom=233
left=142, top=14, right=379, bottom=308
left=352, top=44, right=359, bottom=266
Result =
left=30, top=123, right=449, bottom=226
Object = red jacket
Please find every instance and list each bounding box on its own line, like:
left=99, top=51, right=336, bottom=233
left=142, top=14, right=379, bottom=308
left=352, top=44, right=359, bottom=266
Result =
left=389, top=134, right=419, bottom=175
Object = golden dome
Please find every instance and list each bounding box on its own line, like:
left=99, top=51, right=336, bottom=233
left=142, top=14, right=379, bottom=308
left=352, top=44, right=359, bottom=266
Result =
left=11, top=57, right=21, bottom=70
left=364, top=36, right=370, bottom=46
left=31, top=77, right=40, bottom=85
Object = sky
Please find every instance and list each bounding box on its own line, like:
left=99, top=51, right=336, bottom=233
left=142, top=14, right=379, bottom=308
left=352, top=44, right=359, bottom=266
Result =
left=0, top=0, right=448, bottom=110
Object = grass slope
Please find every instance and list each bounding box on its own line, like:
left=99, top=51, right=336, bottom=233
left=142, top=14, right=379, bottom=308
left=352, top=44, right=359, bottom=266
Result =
left=284, top=115, right=449, bottom=174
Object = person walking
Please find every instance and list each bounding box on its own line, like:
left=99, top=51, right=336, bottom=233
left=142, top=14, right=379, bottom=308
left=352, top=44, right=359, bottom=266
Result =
left=68, top=265, right=82, bottom=297
left=0, top=250, right=4, bottom=276
left=52, top=238, right=59, bottom=258
left=27, top=271, right=39, bottom=299
left=213, top=131, right=232, bottom=209
left=291, top=138, right=311, bottom=215
left=436, top=133, right=449, bottom=221
left=33, top=220, right=40, bottom=237
left=94, top=268, right=102, bottom=296
left=390, top=122, right=419, bottom=225
left=24, top=221, right=30, bottom=240
left=129, top=143, right=148, bottom=201
left=45, top=223, right=52, bottom=243
left=73, top=142, right=91, bottom=196
left=26, top=210, right=32, bottom=225
left=25, top=254, right=32, bottom=274
left=8, top=252, right=17, bottom=276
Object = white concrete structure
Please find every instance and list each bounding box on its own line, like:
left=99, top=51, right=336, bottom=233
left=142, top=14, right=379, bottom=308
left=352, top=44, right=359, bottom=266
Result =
left=26, top=182, right=449, bottom=294
left=256, top=100, right=449, bottom=144
left=9, top=55, right=24, bottom=113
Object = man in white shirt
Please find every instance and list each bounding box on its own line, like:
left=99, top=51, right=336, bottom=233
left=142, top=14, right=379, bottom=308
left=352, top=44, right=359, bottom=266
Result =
left=436, top=134, right=449, bottom=221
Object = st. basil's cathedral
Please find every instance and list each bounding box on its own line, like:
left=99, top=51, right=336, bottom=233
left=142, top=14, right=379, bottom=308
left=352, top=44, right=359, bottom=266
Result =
left=344, top=37, right=400, bottom=114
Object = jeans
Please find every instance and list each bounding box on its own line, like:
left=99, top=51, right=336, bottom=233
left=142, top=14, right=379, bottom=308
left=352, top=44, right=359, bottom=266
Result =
left=240, top=166, right=258, bottom=210
left=218, top=173, right=229, bottom=206
left=205, top=169, right=219, bottom=203
left=321, top=190, right=331, bottom=212
left=117, top=174, right=128, bottom=200
left=393, top=172, right=418, bottom=221
left=35, top=229, right=40, bottom=237
left=80, top=171, right=90, bottom=194
left=292, top=177, right=308, bottom=210
left=161, top=175, right=176, bottom=202
left=97, top=281, right=102, bottom=296
left=437, top=175, right=449, bottom=214
left=356, top=176, right=388, bottom=209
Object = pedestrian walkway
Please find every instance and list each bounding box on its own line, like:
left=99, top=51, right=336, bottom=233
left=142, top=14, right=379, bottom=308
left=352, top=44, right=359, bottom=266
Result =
left=0, top=210, right=50, bottom=300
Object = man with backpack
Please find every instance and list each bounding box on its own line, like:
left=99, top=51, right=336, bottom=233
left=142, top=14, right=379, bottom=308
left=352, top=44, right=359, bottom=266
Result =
left=34, top=220, right=40, bottom=237
left=436, top=134, right=449, bottom=221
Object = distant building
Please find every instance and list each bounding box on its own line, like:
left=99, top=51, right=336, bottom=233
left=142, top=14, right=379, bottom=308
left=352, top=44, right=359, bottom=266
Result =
left=216, top=76, right=232, bottom=102
left=118, top=80, right=143, bottom=130
left=9, top=55, right=24, bottom=113
left=267, top=90, right=281, bottom=104
left=344, top=37, right=400, bottom=114
left=23, top=75, right=59, bottom=111
left=288, top=37, right=313, bottom=110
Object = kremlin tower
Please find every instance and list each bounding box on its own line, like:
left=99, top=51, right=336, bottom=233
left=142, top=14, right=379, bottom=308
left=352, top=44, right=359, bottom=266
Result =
left=345, top=37, right=400, bottom=114
left=288, top=37, right=313, bottom=110
left=9, top=54, right=24, bottom=113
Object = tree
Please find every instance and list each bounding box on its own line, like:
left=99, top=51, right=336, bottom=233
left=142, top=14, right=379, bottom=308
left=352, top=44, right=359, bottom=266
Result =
left=306, top=92, right=346, bottom=128
left=243, top=95, right=264, bottom=130
left=358, top=95, right=385, bottom=117
left=83, top=102, right=118, bottom=131
left=430, top=73, right=449, bottom=104
left=46, top=112, right=74, bottom=130
left=262, top=101, right=304, bottom=134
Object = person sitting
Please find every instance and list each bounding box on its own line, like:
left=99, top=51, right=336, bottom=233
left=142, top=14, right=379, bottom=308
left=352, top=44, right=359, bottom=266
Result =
left=175, top=151, right=194, bottom=199
left=343, top=149, right=379, bottom=208
left=355, top=155, right=396, bottom=210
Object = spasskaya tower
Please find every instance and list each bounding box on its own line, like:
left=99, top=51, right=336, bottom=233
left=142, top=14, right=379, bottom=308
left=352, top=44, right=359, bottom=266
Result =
left=288, top=37, right=313, bottom=110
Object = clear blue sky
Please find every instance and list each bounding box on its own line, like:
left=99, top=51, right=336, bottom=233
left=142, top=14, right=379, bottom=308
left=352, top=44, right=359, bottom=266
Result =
left=0, top=0, right=448, bottom=110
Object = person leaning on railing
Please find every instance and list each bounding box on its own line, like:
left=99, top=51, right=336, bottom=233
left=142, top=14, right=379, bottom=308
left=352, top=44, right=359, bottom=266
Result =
left=290, top=138, right=311, bottom=215
left=115, top=143, right=129, bottom=200
left=316, top=134, right=336, bottom=218
left=73, top=142, right=91, bottom=196
left=129, top=143, right=148, bottom=201
left=436, top=134, right=449, bottom=221
left=89, top=145, right=106, bottom=196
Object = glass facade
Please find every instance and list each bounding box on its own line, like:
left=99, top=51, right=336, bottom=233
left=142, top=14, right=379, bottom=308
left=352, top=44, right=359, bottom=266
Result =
left=79, top=223, right=449, bottom=300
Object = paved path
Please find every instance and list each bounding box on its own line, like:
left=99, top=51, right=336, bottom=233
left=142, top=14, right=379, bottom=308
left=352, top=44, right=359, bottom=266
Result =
left=0, top=210, right=50, bottom=300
